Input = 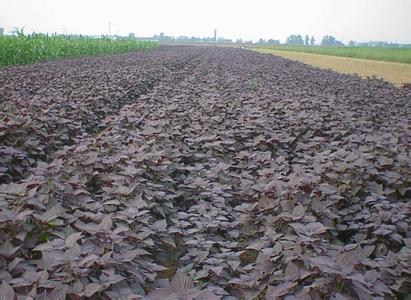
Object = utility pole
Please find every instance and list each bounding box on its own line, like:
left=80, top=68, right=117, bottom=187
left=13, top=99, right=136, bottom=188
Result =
left=109, top=22, right=112, bottom=38
left=214, top=29, right=217, bottom=43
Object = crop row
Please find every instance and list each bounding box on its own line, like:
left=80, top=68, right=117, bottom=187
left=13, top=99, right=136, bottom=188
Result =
left=0, top=33, right=157, bottom=67
left=0, top=46, right=200, bottom=184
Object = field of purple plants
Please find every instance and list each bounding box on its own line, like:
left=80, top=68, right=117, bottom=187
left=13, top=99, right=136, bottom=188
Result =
left=0, top=46, right=409, bottom=299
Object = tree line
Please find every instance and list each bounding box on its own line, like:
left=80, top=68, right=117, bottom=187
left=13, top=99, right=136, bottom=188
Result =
left=2, top=27, right=409, bottom=48
left=134, top=33, right=346, bottom=47
left=285, top=35, right=344, bottom=46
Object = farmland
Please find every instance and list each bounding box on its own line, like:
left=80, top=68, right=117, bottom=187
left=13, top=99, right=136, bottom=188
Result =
left=0, top=46, right=410, bottom=299
left=251, top=45, right=411, bottom=64
left=253, top=48, right=411, bottom=86
left=0, top=33, right=157, bottom=67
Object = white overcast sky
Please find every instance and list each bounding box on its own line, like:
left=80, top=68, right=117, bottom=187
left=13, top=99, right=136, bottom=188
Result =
left=0, top=0, right=410, bottom=43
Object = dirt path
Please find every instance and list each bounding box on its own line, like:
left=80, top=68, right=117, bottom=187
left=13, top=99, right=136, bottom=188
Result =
left=0, top=46, right=409, bottom=299
left=253, top=48, right=411, bottom=86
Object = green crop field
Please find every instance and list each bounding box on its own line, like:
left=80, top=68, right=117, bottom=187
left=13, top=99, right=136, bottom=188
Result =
left=0, top=33, right=158, bottom=67
left=251, top=45, right=411, bottom=64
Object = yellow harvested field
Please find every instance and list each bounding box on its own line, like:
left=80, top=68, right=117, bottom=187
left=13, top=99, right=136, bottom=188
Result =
left=253, top=48, right=411, bottom=86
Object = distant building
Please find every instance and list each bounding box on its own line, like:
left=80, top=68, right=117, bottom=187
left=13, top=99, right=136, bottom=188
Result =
left=0, top=28, right=4, bottom=36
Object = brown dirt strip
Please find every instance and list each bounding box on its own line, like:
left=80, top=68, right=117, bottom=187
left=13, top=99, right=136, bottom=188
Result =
left=253, top=48, right=411, bottom=87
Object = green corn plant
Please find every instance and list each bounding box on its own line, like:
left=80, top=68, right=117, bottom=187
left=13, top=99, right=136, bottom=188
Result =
left=0, top=31, right=158, bottom=67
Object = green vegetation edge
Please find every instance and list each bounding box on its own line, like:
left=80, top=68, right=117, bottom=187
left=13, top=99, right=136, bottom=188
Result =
left=251, top=45, right=411, bottom=64
left=0, top=33, right=158, bottom=67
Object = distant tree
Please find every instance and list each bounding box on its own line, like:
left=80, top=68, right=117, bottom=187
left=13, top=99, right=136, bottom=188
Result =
left=176, top=35, right=189, bottom=42
left=310, top=36, right=315, bottom=45
left=0, top=27, right=3, bottom=36
left=258, top=38, right=265, bottom=44
left=305, top=35, right=310, bottom=45
left=286, top=34, right=304, bottom=45
left=321, top=35, right=334, bottom=45
left=218, top=37, right=232, bottom=43
left=368, top=41, right=391, bottom=47
left=321, top=35, right=344, bottom=46
left=236, top=38, right=243, bottom=44
left=348, top=40, right=356, bottom=47
left=267, top=39, right=280, bottom=45
left=128, top=32, right=135, bottom=39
